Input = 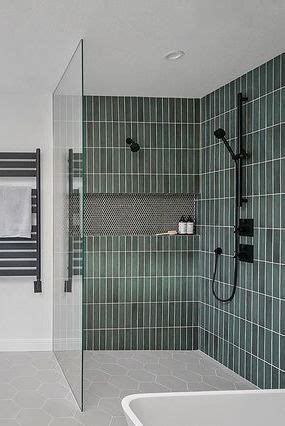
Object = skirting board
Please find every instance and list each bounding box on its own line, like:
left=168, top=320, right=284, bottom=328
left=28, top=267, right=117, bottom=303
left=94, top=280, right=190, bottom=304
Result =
left=0, top=338, right=52, bottom=352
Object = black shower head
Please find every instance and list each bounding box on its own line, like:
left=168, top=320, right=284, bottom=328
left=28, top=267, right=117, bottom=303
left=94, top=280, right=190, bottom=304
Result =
left=126, top=138, right=140, bottom=152
left=214, top=128, right=236, bottom=161
left=214, top=128, right=226, bottom=140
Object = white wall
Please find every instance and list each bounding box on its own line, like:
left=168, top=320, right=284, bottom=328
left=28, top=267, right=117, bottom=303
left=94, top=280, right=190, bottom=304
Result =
left=0, top=94, right=53, bottom=351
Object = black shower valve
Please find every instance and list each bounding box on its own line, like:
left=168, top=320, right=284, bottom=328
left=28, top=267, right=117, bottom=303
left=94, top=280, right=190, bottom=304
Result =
left=237, top=244, right=254, bottom=263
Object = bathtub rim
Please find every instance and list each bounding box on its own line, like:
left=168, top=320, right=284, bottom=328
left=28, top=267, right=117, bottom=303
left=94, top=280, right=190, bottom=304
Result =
left=122, top=389, right=285, bottom=426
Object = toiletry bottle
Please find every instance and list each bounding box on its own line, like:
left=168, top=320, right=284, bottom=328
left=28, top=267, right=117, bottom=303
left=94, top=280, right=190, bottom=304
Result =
left=178, top=216, right=187, bottom=234
left=186, top=217, right=194, bottom=235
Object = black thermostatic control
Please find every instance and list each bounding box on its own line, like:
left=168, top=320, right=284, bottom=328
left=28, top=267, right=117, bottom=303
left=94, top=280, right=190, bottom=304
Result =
left=238, top=244, right=254, bottom=263
left=239, top=219, right=254, bottom=237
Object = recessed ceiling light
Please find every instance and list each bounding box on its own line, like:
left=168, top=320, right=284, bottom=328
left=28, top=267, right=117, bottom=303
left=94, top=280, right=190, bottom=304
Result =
left=165, top=50, right=185, bottom=60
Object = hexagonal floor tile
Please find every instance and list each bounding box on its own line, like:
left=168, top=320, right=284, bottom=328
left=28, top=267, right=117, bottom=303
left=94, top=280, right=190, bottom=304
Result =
left=0, top=400, right=20, bottom=419
left=0, top=383, right=17, bottom=399
left=38, top=382, right=70, bottom=398
left=43, top=399, right=76, bottom=418
left=14, top=391, right=45, bottom=409
left=16, top=408, right=52, bottom=426
left=11, top=376, right=41, bottom=391
left=87, top=382, right=120, bottom=398
left=98, top=397, right=123, bottom=416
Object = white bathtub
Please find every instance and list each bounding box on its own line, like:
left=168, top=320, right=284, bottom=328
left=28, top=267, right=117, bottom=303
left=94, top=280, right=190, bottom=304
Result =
left=122, top=389, right=285, bottom=426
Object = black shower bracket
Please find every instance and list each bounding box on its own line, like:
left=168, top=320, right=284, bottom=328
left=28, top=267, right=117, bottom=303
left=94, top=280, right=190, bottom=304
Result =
left=237, top=93, right=248, bottom=207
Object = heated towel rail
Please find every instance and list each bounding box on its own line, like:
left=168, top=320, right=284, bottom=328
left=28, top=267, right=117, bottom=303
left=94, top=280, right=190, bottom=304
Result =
left=0, top=149, right=42, bottom=293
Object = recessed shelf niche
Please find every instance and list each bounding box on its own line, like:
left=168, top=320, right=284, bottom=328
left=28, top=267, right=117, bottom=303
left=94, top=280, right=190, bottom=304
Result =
left=83, top=193, right=196, bottom=236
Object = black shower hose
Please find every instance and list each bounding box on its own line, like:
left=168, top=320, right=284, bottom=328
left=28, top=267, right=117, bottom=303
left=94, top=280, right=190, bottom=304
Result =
left=211, top=248, right=239, bottom=302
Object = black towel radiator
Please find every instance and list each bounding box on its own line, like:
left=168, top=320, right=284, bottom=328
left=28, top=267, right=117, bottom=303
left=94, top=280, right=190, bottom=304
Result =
left=0, top=149, right=42, bottom=293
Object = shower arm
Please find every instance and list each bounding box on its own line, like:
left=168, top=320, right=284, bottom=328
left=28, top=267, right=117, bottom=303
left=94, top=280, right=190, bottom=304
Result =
left=220, top=136, right=237, bottom=162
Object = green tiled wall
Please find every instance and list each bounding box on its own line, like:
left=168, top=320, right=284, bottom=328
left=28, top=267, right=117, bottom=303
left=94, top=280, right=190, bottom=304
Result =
left=84, top=235, right=199, bottom=350
left=198, top=54, right=285, bottom=388
left=84, top=96, right=200, bottom=193
left=83, top=96, right=200, bottom=350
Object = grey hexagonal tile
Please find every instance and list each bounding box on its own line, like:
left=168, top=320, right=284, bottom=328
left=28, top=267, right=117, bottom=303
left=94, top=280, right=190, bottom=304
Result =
left=14, top=391, right=45, bottom=409
left=92, top=353, right=116, bottom=363
left=35, top=369, right=63, bottom=383
left=110, top=416, right=127, bottom=426
left=12, top=364, right=38, bottom=377
left=43, top=399, right=76, bottom=418
left=173, top=352, right=201, bottom=364
left=87, top=382, right=120, bottom=397
left=49, top=419, right=82, bottom=426
left=109, top=375, right=138, bottom=390
left=173, top=369, right=202, bottom=383
left=0, top=399, right=20, bottom=418
left=0, top=368, right=18, bottom=383
left=139, top=382, right=170, bottom=392
left=150, top=351, right=173, bottom=360
left=202, top=375, right=237, bottom=390
left=75, top=407, right=111, bottom=426
left=187, top=382, right=217, bottom=391
left=98, top=397, right=123, bottom=416
left=16, top=408, right=52, bottom=426
left=116, top=358, right=142, bottom=369
left=38, top=382, right=69, bottom=398
left=159, top=359, right=187, bottom=371
left=0, top=383, right=17, bottom=399
left=143, top=362, right=169, bottom=375
left=127, top=369, right=155, bottom=382
left=31, top=357, right=58, bottom=370
left=11, top=376, right=41, bottom=391
left=100, top=364, right=127, bottom=376
left=84, top=368, right=110, bottom=382
left=156, top=375, right=188, bottom=391
left=132, top=352, right=156, bottom=362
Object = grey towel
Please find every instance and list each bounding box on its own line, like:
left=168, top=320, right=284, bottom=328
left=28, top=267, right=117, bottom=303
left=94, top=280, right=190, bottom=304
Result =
left=0, top=186, right=32, bottom=238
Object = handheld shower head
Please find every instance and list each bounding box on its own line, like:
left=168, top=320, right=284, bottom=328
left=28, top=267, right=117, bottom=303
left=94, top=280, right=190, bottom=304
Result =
left=126, top=138, right=140, bottom=152
left=214, top=128, right=226, bottom=140
left=214, top=128, right=236, bottom=160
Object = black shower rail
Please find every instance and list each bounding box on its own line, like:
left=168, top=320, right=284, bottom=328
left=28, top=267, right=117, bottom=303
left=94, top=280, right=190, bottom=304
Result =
left=211, top=93, right=248, bottom=302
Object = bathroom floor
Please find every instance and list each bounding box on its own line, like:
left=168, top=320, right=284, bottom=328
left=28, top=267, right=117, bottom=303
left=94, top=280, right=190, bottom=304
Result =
left=0, top=350, right=256, bottom=426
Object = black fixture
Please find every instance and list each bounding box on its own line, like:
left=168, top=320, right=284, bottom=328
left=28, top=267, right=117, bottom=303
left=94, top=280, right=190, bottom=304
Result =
left=238, top=219, right=254, bottom=237
left=65, top=148, right=74, bottom=293
left=238, top=244, right=254, bottom=263
left=126, top=137, right=140, bottom=152
left=211, top=93, right=253, bottom=303
left=0, top=149, right=42, bottom=293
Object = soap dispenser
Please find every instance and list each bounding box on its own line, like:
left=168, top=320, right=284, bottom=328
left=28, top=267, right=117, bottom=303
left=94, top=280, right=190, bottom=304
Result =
left=178, top=216, right=187, bottom=234
left=186, top=217, right=194, bottom=235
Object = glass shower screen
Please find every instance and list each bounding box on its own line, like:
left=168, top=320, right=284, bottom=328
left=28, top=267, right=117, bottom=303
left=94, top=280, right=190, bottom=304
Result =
left=52, top=41, right=84, bottom=409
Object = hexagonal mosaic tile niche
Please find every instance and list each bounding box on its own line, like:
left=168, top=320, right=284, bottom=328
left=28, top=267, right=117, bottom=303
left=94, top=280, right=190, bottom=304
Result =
left=84, top=193, right=196, bottom=235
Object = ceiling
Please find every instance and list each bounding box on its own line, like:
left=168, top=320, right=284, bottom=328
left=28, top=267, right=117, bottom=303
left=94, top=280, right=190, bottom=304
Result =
left=0, top=0, right=284, bottom=97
